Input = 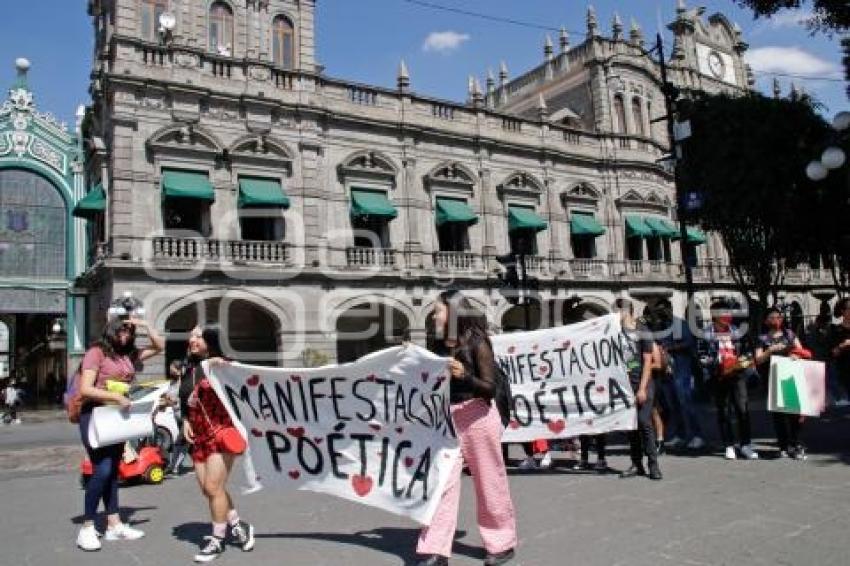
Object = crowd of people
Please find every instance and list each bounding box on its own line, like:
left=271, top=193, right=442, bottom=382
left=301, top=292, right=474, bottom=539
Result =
left=70, top=292, right=850, bottom=565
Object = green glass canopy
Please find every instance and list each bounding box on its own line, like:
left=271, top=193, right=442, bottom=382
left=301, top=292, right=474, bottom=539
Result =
left=72, top=184, right=106, bottom=219
left=507, top=205, right=548, bottom=233
left=238, top=177, right=290, bottom=208
left=645, top=217, right=679, bottom=238
left=570, top=212, right=606, bottom=236
left=435, top=197, right=478, bottom=226
left=161, top=169, right=215, bottom=201
left=625, top=215, right=653, bottom=238
left=350, top=189, right=398, bottom=219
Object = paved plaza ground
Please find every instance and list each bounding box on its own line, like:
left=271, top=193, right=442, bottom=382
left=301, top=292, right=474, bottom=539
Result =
left=1, top=400, right=849, bottom=566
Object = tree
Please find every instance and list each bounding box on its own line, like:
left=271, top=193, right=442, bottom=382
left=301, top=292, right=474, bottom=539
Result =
left=735, top=0, right=850, bottom=33
left=678, top=92, right=833, bottom=312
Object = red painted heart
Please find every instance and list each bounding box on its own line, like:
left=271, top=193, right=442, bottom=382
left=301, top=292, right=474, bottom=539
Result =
left=404, top=457, right=415, bottom=468
left=250, top=428, right=263, bottom=438
left=589, top=372, right=596, bottom=377
left=290, top=374, right=302, bottom=383
left=507, top=346, right=516, bottom=354
left=351, top=474, right=373, bottom=497
left=561, top=340, right=571, bottom=349
left=246, top=375, right=260, bottom=387
left=547, top=419, right=566, bottom=434
left=509, top=420, right=520, bottom=430
left=420, top=371, right=430, bottom=383
left=288, top=470, right=300, bottom=480
left=596, top=385, right=605, bottom=393
left=366, top=374, right=377, bottom=382
left=369, top=424, right=381, bottom=432
left=313, top=437, right=324, bottom=444
left=395, top=427, right=404, bottom=434
left=585, top=419, right=594, bottom=426
left=532, top=344, right=539, bottom=351
left=286, top=427, right=305, bottom=438
left=539, top=364, right=550, bottom=375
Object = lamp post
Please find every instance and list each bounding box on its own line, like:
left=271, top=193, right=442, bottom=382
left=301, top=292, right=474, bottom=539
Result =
left=600, top=33, right=695, bottom=304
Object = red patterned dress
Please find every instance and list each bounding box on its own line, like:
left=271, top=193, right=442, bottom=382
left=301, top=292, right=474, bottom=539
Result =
left=182, top=363, right=235, bottom=463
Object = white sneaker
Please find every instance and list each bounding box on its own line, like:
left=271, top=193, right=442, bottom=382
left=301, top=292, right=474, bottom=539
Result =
left=538, top=452, right=553, bottom=469
left=724, top=446, right=737, bottom=460
left=687, top=436, right=706, bottom=450
left=104, top=523, right=145, bottom=541
left=836, top=399, right=850, bottom=407
left=667, top=436, right=684, bottom=448
left=740, top=445, right=759, bottom=460
left=518, top=456, right=538, bottom=471
left=12, top=418, right=21, bottom=425
left=76, top=525, right=102, bottom=551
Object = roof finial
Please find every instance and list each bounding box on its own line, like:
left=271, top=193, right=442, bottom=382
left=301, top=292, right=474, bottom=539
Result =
left=499, top=61, right=509, bottom=84
left=13, top=57, right=30, bottom=89
left=397, top=59, right=410, bottom=92
left=587, top=5, right=599, bottom=37
left=486, top=68, right=496, bottom=93
left=471, top=76, right=484, bottom=107
left=537, top=93, right=548, bottom=120
left=559, top=27, right=570, bottom=52
left=612, top=13, right=623, bottom=41
left=544, top=35, right=554, bottom=61
left=629, top=18, right=644, bottom=47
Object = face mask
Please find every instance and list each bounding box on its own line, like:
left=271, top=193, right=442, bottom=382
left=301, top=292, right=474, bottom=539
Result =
left=717, top=315, right=733, bottom=328
left=768, top=319, right=783, bottom=330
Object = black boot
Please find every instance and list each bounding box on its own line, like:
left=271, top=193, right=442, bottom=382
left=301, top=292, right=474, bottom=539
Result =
left=484, top=548, right=515, bottom=566
left=415, top=555, right=449, bottom=566
left=648, top=461, right=663, bottom=481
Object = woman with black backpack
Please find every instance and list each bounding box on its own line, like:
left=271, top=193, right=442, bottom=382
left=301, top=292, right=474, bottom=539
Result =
left=414, top=290, right=517, bottom=566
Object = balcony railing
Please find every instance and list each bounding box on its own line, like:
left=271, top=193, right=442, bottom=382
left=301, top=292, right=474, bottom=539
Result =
left=626, top=260, right=645, bottom=275
left=522, top=255, right=545, bottom=273
left=570, top=259, right=607, bottom=277
left=433, top=251, right=477, bottom=271
left=151, top=237, right=289, bottom=264
left=346, top=246, right=396, bottom=268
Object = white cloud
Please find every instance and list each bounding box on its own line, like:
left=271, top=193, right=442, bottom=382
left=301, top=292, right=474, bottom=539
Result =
left=745, top=46, right=841, bottom=78
left=762, top=9, right=814, bottom=29
left=422, top=31, right=470, bottom=53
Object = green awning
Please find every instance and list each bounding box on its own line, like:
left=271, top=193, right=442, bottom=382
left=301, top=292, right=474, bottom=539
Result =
left=350, top=189, right=398, bottom=219
left=645, top=217, right=679, bottom=238
left=73, top=184, right=106, bottom=219
left=625, top=215, right=652, bottom=238
left=508, top=205, right=547, bottom=233
left=161, top=170, right=215, bottom=202
left=435, top=197, right=478, bottom=226
left=686, top=227, right=707, bottom=244
left=570, top=213, right=606, bottom=236
left=238, top=177, right=290, bottom=208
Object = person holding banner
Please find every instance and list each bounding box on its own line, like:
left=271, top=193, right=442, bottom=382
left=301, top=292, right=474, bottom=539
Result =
left=179, top=325, right=256, bottom=563
left=416, top=290, right=517, bottom=566
left=614, top=298, right=663, bottom=481
left=755, top=308, right=810, bottom=461
left=75, top=317, right=164, bottom=552
left=830, top=298, right=850, bottom=405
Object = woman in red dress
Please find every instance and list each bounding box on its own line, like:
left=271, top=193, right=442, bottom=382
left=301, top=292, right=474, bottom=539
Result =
left=179, top=325, right=255, bottom=563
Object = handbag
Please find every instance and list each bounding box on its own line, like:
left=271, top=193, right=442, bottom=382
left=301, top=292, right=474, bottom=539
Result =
left=195, top=376, right=246, bottom=455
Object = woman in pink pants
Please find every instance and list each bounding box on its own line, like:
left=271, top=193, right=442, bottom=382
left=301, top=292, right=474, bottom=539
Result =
left=415, top=290, right=517, bottom=566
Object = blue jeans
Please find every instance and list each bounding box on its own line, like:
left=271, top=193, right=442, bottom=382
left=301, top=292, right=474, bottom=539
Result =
left=79, top=410, right=123, bottom=521
left=670, top=357, right=703, bottom=441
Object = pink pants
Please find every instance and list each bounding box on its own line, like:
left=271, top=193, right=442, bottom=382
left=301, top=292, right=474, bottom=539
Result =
left=417, top=398, right=518, bottom=558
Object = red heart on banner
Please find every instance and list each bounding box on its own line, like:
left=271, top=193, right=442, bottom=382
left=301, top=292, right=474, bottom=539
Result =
left=290, top=374, right=302, bottom=383
left=596, top=385, right=605, bottom=393
left=250, top=428, right=263, bottom=438
left=507, top=346, right=516, bottom=354
left=404, top=457, right=415, bottom=468
left=585, top=419, right=594, bottom=426
left=539, top=364, right=550, bottom=375
left=288, top=470, right=300, bottom=480
left=509, top=420, right=520, bottom=430
left=561, top=340, right=571, bottom=349
left=286, top=427, right=305, bottom=438
left=369, top=424, right=381, bottom=432
left=395, top=427, right=404, bottom=434
left=421, top=371, right=430, bottom=383
left=351, top=474, right=373, bottom=497
left=589, top=372, right=596, bottom=378
left=313, top=437, right=324, bottom=444
left=246, top=375, right=260, bottom=387
left=547, top=419, right=566, bottom=434
left=366, top=374, right=377, bottom=382
left=531, top=344, right=539, bottom=351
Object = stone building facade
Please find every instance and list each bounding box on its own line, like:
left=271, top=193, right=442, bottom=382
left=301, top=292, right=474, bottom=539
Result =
left=80, top=0, right=833, bottom=373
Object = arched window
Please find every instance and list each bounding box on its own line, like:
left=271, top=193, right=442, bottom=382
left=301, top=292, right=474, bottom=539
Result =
left=209, top=1, right=234, bottom=55
left=272, top=15, right=295, bottom=69
left=632, top=98, right=646, bottom=136
left=140, top=0, right=168, bottom=42
left=613, top=95, right=627, bottom=134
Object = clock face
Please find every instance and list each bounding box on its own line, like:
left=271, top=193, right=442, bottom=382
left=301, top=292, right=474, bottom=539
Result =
left=708, top=51, right=725, bottom=79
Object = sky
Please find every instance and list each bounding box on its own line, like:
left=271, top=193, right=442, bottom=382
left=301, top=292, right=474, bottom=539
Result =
left=0, top=0, right=845, bottom=128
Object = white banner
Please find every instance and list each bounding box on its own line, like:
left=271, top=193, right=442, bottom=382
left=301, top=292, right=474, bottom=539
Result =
left=768, top=356, right=826, bottom=417
left=205, top=345, right=460, bottom=525
left=493, top=314, right=637, bottom=442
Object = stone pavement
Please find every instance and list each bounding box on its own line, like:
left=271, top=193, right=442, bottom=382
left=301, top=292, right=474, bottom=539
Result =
left=1, top=401, right=849, bottom=566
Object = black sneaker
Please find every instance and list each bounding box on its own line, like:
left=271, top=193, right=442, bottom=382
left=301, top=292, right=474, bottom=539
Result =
left=194, top=536, right=224, bottom=563
left=619, top=465, right=646, bottom=478
left=571, top=459, right=590, bottom=471
left=414, top=555, right=448, bottom=566
left=230, top=520, right=255, bottom=551
left=648, top=462, right=663, bottom=481
left=484, top=548, right=515, bottom=566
